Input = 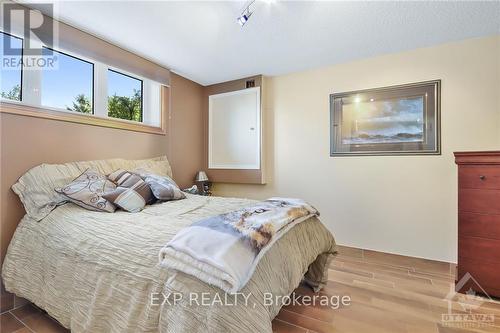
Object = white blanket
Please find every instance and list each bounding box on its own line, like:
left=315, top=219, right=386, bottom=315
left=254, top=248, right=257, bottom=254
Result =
left=159, top=198, right=319, bottom=293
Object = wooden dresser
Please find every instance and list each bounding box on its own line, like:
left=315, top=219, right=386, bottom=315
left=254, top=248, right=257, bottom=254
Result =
left=455, top=151, right=500, bottom=298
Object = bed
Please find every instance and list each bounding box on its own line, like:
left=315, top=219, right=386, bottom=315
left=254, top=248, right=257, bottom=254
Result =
left=2, top=157, right=336, bottom=333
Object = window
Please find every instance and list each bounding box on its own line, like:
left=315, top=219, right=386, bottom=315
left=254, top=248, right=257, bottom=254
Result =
left=1, top=32, right=23, bottom=101
left=107, top=69, right=143, bottom=122
left=41, top=47, right=94, bottom=113
left=1, top=29, right=164, bottom=134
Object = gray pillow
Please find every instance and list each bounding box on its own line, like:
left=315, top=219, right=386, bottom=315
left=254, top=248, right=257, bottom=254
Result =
left=133, top=168, right=185, bottom=202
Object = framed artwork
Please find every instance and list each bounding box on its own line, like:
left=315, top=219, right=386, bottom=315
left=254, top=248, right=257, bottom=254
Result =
left=330, top=80, right=441, bottom=156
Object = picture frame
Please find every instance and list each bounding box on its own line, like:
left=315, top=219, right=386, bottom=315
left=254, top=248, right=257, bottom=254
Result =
left=330, top=80, right=441, bottom=156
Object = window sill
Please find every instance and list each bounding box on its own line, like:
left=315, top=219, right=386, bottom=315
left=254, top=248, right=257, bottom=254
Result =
left=0, top=99, right=166, bottom=135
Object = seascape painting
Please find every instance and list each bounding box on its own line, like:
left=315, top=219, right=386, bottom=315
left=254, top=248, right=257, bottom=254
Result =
left=330, top=80, right=441, bottom=156
left=341, top=97, right=424, bottom=145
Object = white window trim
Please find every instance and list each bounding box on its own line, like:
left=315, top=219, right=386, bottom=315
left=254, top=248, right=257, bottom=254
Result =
left=94, top=62, right=108, bottom=118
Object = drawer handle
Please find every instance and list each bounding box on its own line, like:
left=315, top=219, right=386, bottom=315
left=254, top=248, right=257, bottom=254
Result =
left=479, top=175, right=486, bottom=181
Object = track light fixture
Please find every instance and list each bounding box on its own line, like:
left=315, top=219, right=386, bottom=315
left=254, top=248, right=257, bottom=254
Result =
left=237, top=0, right=256, bottom=27
left=237, top=9, right=252, bottom=26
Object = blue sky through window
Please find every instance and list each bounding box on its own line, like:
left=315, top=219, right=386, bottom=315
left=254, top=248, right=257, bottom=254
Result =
left=41, top=48, right=93, bottom=110
left=108, top=69, right=142, bottom=98
left=1, top=32, right=22, bottom=99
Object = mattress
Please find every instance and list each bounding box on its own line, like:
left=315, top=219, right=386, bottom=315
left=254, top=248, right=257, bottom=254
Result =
left=2, top=194, right=336, bottom=333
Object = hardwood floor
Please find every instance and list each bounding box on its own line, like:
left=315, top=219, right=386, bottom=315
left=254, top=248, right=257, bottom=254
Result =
left=273, top=246, right=500, bottom=333
left=1, top=245, right=499, bottom=333
left=0, top=303, right=69, bottom=333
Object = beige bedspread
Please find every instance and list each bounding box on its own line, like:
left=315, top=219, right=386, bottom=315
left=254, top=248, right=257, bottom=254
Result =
left=2, top=194, right=336, bottom=333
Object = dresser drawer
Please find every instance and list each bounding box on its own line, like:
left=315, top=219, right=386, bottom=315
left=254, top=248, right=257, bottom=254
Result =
left=458, top=236, right=500, bottom=263
left=459, top=165, right=500, bottom=189
left=457, top=257, right=500, bottom=297
left=459, top=212, right=500, bottom=240
left=458, top=189, right=500, bottom=214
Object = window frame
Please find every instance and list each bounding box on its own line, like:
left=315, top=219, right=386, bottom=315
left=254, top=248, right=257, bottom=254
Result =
left=0, top=30, right=167, bottom=135
left=107, top=68, right=144, bottom=123
left=0, top=31, right=24, bottom=102
left=41, top=46, right=95, bottom=115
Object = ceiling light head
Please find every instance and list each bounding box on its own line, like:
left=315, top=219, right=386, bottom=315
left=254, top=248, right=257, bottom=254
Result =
left=237, top=11, right=252, bottom=26
left=237, top=0, right=256, bottom=27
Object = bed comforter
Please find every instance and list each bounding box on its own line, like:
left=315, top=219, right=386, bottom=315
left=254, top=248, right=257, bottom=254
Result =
left=2, top=194, right=336, bottom=333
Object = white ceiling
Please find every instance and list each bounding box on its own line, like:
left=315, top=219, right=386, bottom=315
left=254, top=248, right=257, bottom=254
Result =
left=24, top=1, right=500, bottom=86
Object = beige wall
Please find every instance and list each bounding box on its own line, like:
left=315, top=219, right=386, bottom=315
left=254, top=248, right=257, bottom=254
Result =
left=213, top=35, right=500, bottom=263
left=169, top=73, right=205, bottom=188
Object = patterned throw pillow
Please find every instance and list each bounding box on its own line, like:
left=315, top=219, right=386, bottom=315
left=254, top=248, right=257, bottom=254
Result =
left=133, top=168, right=186, bottom=202
left=102, top=187, right=146, bottom=213
left=105, top=169, right=155, bottom=212
left=56, top=169, right=116, bottom=212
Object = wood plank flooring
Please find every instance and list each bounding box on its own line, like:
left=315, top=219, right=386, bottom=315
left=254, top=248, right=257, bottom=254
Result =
left=273, top=246, right=500, bottom=333
left=2, top=245, right=499, bottom=333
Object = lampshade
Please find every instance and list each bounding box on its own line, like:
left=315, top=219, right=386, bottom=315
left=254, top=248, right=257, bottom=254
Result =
left=195, top=171, right=209, bottom=182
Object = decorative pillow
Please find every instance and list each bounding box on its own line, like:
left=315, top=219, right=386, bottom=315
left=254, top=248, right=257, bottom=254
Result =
left=56, top=169, right=116, bottom=213
left=108, top=169, right=141, bottom=186
left=107, top=169, right=155, bottom=205
left=102, top=187, right=148, bottom=213
left=133, top=168, right=186, bottom=202
left=105, top=169, right=156, bottom=212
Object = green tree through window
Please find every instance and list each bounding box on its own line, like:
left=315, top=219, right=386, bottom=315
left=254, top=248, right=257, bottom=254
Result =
left=0, top=84, right=21, bottom=101
left=108, top=89, right=142, bottom=122
left=66, top=94, right=92, bottom=114
left=66, top=89, right=141, bottom=120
